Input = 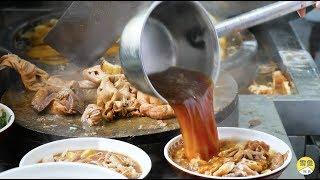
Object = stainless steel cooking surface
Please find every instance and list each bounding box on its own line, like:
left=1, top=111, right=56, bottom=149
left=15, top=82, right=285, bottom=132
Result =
left=0, top=1, right=320, bottom=179
left=0, top=69, right=239, bottom=139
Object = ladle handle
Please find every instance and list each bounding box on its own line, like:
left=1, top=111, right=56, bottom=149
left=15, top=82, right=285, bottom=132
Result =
left=215, top=1, right=315, bottom=37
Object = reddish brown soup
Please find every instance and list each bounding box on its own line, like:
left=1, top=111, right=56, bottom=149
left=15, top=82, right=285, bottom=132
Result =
left=149, top=67, right=219, bottom=160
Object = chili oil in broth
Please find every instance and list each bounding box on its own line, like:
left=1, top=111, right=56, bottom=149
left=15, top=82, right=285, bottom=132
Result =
left=149, top=67, right=219, bottom=160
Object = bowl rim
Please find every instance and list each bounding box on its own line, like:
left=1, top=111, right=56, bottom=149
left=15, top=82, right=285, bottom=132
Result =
left=164, top=127, right=293, bottom=179
left=19, top=137, right=151, bottom=179
left=0, top=103, right=15, bottom=133
left=0, top=162, right=127, bottom=179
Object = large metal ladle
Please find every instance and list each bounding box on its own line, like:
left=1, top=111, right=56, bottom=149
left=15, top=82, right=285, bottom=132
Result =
left=120, top=1, right=315, bottom=102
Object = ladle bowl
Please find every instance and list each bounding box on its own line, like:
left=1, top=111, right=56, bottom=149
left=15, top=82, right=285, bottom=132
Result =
left=120, top=1, right=219, bottom=103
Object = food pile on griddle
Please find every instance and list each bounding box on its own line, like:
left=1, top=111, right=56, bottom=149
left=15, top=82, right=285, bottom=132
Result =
left=0, top=54, right=175, bottom=126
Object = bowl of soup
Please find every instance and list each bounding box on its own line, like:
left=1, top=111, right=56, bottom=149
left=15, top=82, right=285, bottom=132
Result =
left=164, top=127, right=292, bottom=179
left=20, top=137, right=151, bottom=179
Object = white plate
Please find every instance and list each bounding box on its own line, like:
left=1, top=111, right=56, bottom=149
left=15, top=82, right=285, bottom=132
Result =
left=20, top=137, right=151, bottom=179
left=0, top=103, right=15, bottom=133
left=164, top=127, right=292, bottom=179
left=0, top=162, right=126, bottom=179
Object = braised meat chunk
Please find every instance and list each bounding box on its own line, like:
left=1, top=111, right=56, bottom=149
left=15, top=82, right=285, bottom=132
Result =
left=31, top=77, right=85, bottom=115
left=50, top=87, right=85, bottom=115
left=137, top=91, right=175, bottom=120
left=81, top=104, right=103, bottom=126
left=96, top=74, right=140, bottom=121
left=0, top=54, right=49, bottom=91
left=82, top=65, right=107, bottom=85
left=31, top=85, right=60, bottom=112
left=32, top=86, right=85, bottom=115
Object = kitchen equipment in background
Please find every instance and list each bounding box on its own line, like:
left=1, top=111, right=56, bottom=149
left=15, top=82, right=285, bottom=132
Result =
left=290, top=9, right=320, bottom=69
left=2, top=11, right=257, bottom=93
left=43, top=1, right=150, bottom=67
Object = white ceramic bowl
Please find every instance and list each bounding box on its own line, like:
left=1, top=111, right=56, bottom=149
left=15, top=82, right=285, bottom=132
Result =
left=164, top=127, right=292, bottom=179
left=0, top=103, right=15, bottom=134
left=20, top=137, right=152, bottom=179
left=0, top=162, right=126, bottom=179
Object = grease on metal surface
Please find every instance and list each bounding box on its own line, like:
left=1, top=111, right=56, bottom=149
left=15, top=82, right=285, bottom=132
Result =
left=2, top=77, right=234, bottom=138
left=2, top=90, right=179, bottom=138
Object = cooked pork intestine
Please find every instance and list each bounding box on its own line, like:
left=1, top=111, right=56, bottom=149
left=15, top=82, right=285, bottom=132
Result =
left=78, top=80, right=98, bottom=89
left=81, top=104, right=103, bottom=126
left=0, top=54, right=49, bottom=91
left=238, top=158, right=265, bottom=173
left=137, top=91, right=175, bottom=120
left=1, top=54, right=175, bottom=121
left=269, top=152, right=286, bottom=170
left=45, top=76, right=80, bottom=89
left=212, top=162, right=235, bottom=176
left=245, top=140, right=270, bottom=152
left=39, top=149, right=142, bottom=179
left=172, top=140, right=287, bottom=177
left=81, top=73, right=175, bottom=124
left=82, top=65, right=107, bottom=85
left=96, top=74, right=140, bottom=121
left=50, top=87, right=85, bottom=115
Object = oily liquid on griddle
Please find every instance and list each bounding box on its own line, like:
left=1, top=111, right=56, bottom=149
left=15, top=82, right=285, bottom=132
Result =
left=149, top=67, right=219, bottom=160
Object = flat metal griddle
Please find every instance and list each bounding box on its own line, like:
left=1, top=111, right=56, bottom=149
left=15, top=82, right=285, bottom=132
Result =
left=1, top=71, right=238, bottom=139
